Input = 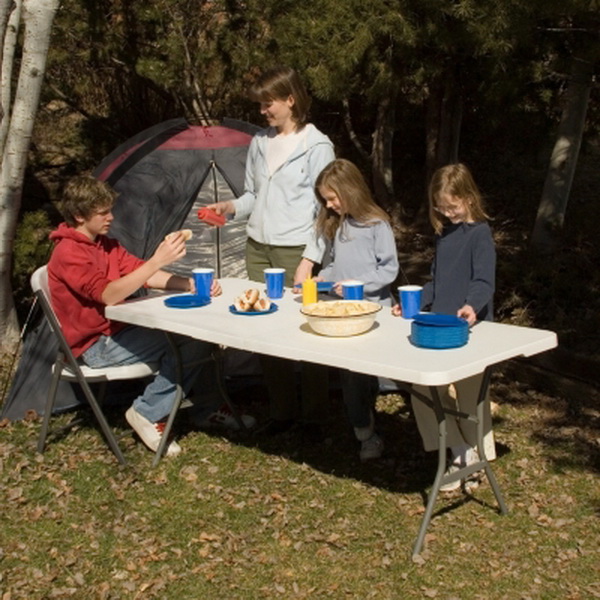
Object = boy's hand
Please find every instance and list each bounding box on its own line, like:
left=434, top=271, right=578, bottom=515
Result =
left=154, top=232, right=187, bottom=267
left=391, top=304, right=402, bottom=317
left=210, top=279, right=222, bottom=297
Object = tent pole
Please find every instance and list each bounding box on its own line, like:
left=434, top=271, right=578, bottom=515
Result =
left=210, top=161, right=222, bottom=278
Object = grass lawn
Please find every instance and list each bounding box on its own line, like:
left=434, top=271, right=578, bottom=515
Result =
left=1, top=371, right=599, bottom=599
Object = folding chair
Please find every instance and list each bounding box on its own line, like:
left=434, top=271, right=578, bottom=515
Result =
left=31, top=265, right=158, bottom=465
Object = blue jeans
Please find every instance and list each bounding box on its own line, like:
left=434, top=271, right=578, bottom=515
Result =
left=82, top=326, right=218, bottom=423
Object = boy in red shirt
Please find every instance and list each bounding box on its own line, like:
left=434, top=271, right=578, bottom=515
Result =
left=48, top=175, right=222, bottom=456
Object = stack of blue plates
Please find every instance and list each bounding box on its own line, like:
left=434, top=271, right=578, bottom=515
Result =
left=410, top=313, right=469, bottom=349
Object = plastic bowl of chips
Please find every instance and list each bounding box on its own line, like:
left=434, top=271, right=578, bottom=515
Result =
left=300, top=300, right=382, bottom=337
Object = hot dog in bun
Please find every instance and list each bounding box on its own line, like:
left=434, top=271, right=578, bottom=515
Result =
left=233, top=288, right=270, bottom=312
left=165, top=229, right=193, bottom=242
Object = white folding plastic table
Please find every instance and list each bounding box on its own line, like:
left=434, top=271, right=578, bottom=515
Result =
left=106, top=277, right=558, bottom=556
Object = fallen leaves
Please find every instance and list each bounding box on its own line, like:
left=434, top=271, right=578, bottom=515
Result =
left=0, top=382, right=598, bottom=599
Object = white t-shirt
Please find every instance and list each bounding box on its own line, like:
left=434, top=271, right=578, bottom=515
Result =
left=266, top=128, right=307, bottom=175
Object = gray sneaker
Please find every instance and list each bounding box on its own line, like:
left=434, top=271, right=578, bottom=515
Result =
left=439, top=462, right=462, bottom=492
left=360, top=433, right=384, bottom=461
left=440, top=448, right=481, bottom=493
left=354, top=411, right=375, bottom=442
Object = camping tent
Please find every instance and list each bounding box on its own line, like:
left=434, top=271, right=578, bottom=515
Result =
left=1, top=118, right=259, bottom=421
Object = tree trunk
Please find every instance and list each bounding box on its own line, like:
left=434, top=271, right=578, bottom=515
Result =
left=0, top=0, right=18, bottom=142
left=0, top=0, right=13, bottom=69
left=425, top=69, right=463, bottom=185
left=341, top=95, right=396, bottom=209
left=0, top=0, right=59, bottom=351
left=371, top=95, right=396, bottom=209
left=530, top=57, right=594, bottom=253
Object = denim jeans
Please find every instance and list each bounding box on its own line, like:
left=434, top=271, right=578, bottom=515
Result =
left=82, top=326, right=218, bottom=423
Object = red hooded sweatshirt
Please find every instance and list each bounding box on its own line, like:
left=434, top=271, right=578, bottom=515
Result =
left=47, top=223, right=145, bottom=357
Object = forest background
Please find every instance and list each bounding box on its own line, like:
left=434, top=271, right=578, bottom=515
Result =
left=2, top=0, right=600, bottom=379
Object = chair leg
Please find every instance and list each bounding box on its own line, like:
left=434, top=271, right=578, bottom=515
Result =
left=78, top=378, right=127, bottom=465
left=37, top=365, right=62, bottom=454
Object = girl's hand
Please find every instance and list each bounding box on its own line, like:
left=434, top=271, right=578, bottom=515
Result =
left=293, top=275, right=324, bottom=294
left=391, top=304, right=402, bottom=317
left=457, top=304, right=476, bottom=326
left=206, top=200, right=235, bottom=216
left=210, top=279, right=222, bottom=297
left=332, top=281, right=344, bottom=297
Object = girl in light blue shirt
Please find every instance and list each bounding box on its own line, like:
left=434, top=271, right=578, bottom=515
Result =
left=315, top=159, right=399, bottom=460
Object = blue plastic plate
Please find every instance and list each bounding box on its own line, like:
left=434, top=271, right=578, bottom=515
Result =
left=412, top=313, right=468, bottom=327
left=317, top=281, right=334, bottom=293
left=164, top=294, right=211, bottom=309
left=229, top=303, right=278, bottom=316
left=293, top=282, right=334, bottom=293
left=411, top=313, right=469, bottom=349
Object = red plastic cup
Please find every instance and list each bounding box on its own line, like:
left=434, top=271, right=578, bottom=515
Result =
left=198, top=207, right=226, bottom=227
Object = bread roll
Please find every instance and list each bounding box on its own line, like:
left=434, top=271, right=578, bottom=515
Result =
left=233, top=288, right=264, bottom=311
left=243, top=288, right=260, bottom=306
left=253, top=297, right=270, bottom=312
left=233, top=298, right=246, bottom=312
left=165, top=229, right=193, bottom=242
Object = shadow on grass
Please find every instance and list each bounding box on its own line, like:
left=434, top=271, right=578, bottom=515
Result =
left=493, top=368, right=600, bottom=476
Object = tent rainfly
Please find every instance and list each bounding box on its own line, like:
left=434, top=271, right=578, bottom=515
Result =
left=2, top=118, right=259, bottom=421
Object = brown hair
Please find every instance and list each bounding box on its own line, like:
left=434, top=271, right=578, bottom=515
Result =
left=59, top=175, right=117, bottom=227
left=248, top=66, right=311, bottom=129
left=429, top=163, right=489, bottom=234
left=315, top=159, right=390, bottom=240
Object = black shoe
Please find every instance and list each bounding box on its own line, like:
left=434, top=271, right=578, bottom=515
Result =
left=254, top=418, right=295, bottom=437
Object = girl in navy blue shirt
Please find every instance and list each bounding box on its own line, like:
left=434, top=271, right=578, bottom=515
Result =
left=393, top=163, right=496, bottom=491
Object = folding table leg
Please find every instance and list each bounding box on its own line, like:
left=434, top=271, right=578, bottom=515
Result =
left=412, top=386, right=448, bottom=557
left=411, top=368, right=508, bottom=557
left=475, top=368, right=508, bottom=515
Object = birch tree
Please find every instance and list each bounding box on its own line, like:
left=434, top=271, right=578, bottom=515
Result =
left=0, top=0, right=59, bottom=350
left=531, top=57, right=595, bottom=252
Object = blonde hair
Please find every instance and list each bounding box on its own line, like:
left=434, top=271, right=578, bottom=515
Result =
left=315, top=159, right=390, bottom=240
left=248, top=66, right=311, bottom=130
left=60, top=175, right=116, bottom=227
left=429, top=163, right=489, bottom=234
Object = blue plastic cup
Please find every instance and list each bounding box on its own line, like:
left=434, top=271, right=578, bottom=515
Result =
left=192, top=268, right=214, bottom=302
left=342, top=280, right=364, bottom=300
left=264, top=268, right=285, bottom=299
left=399, top=285, right=422, bottom=319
